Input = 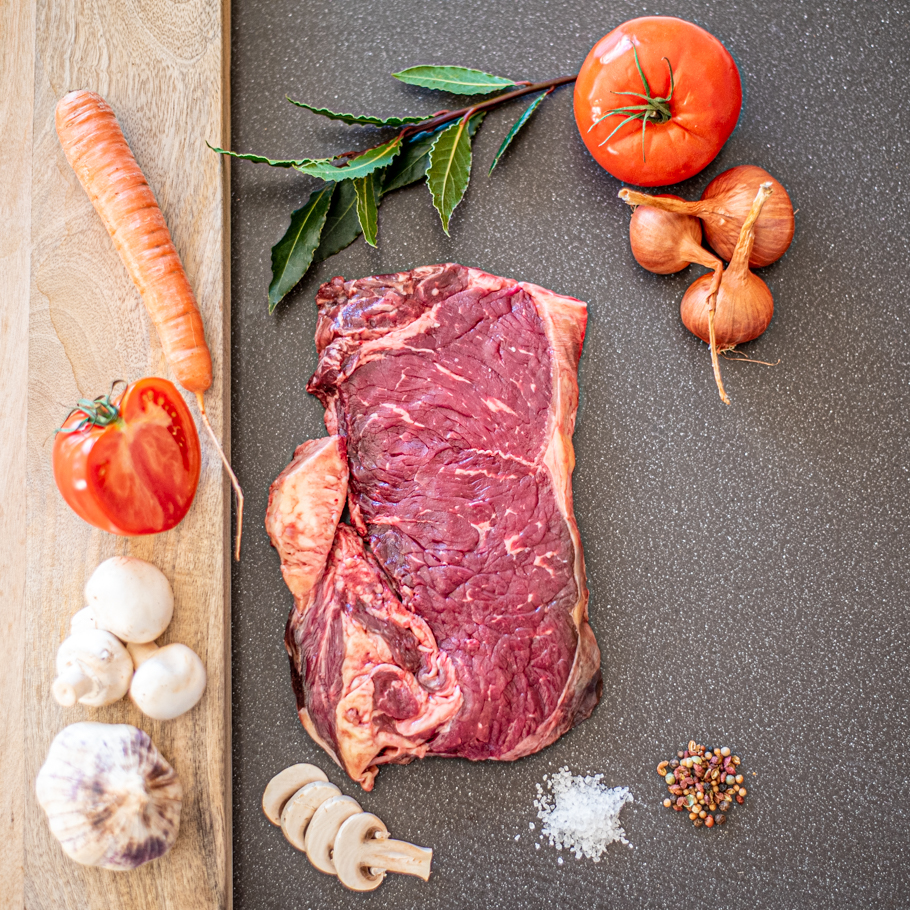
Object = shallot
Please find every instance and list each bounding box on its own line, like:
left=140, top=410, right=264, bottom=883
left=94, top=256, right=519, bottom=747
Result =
left=625, top=199, right=729, bottom=404
left=680, top=183, right=775, bottom=392
left=619, top=165, right=794, bottom=267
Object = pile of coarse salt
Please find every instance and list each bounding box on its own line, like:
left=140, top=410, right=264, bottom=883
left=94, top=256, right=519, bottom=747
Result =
left=534, top=767, right=633, bottom=862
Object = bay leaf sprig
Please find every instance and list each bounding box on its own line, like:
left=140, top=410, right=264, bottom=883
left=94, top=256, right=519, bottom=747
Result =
left=213, top=66, right=576, bottom=310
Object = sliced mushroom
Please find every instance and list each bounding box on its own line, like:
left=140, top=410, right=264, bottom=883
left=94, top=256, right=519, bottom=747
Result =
left=333, top=813, right=433, bottom=891
left=280, top=781, right=341, bottom=852
left=304, top=795, right=362, bottom=875
left=261, top=763, right=329, bottom=826
left=52, top=630, right=133, bottom=707
left=128, top=641, right=206, bottom=721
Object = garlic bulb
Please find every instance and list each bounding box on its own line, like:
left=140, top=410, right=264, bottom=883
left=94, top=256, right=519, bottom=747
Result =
left=36, top=722, right=183, bottom=871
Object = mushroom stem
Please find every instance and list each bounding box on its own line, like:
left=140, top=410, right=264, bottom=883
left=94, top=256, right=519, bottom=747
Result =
left=127, top=641, right=159, bottom=668
left=363, top=834, right=433, bottom=881
left=52, top=667, right=95, bottom=707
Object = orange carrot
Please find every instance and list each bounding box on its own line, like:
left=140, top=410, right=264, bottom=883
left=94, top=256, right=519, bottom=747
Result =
left=55, top=89, right=244, bottom=558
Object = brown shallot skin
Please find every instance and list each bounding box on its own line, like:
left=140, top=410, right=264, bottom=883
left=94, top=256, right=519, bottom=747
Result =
left=697, top=165, right=794, bottom=266
left=628, top=196, right=721, bottom=275
left=619, top=165, right=794, bottom=267
left=680, top=183, right=775, bottom=349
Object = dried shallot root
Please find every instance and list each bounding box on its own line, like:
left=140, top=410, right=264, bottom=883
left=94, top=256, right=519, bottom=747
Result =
left=658, top=740, right=748, bottom=828
left=626, top=199, right=728, bottom=403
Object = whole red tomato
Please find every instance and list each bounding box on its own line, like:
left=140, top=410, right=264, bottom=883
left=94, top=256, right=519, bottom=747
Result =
left=53, top=377, right=201, bottom=536
left=574, top=17, right=742, bottom=186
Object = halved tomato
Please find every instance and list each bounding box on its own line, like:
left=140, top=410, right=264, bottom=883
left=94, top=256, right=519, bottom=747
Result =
left=53, top=377, right=201, bottom=535
left=574, top=17, right=742, bottom=186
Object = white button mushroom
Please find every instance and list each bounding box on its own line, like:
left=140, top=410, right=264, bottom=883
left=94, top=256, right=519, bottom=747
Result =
left=84, top=556, right=174, bottom=644
left=69, top=606, right=97, bottom=635
left=333, top=812, right=433, bottom=891
left=52, top=629, right=133, bottom=707
left=35, top=722, right=183, bottom=870
left=128, top=641, right=206, bottom=721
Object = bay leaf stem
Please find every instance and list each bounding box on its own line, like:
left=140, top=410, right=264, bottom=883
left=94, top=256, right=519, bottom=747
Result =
left=331, top=74, right=577, bottom=168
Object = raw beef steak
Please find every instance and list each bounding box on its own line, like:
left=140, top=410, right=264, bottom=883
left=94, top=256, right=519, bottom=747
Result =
left=270, top=264, right=601, bottom=789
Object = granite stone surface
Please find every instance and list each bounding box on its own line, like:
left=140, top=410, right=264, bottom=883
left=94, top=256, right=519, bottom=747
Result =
left=230, top=2, right=910, bottom=907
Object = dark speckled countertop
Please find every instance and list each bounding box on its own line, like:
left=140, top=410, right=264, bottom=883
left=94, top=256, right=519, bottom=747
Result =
left=229, top=2, right=910, bottom=907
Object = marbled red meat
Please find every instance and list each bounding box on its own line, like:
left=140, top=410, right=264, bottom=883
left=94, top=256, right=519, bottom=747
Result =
left=268, top=264, right=601, bottom=790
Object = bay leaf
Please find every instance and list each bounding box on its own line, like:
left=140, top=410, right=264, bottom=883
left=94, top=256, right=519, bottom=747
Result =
left=381, top=115, right=484, bottom=195
left=286, top=97, right=429, bottom=127
left=207, top=142, right=309, bottom=168
left=268, top=185, right=334, bottom=312
left=353, top=174, right=379, bottom=247
left=426, top=113, right=482, bottom=235
left=314, top=180, right=362, bottom=261
left=295, top=136, right=402, bottom=182
left=393, top=65, right=515, bottom=95
left=488, top=90, right=549, bottom=175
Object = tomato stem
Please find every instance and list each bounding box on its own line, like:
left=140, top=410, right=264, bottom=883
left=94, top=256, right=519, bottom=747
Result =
left=56, top=380, right=127, bottom=433
left=588, top=48, right=675, bottom=162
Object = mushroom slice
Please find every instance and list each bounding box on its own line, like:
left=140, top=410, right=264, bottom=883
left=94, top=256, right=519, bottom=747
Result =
left=303, top=794, right=362, bottom=875
left=261, top=763, right=329, bottom=826
left=280, top=780, right=341, bottom=852
left=333, top=813, right=433, bottom=891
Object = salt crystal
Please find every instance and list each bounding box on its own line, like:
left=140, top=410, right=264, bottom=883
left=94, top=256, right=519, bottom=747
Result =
left=536, top=767, right=633, bottom=862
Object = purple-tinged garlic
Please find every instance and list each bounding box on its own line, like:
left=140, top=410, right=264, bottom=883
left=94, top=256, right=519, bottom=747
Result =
left=35, top=722, right=183, bottom=870
left=52, top=630, right=132, bottom=707
left=84, top=556, right=174, bottom=644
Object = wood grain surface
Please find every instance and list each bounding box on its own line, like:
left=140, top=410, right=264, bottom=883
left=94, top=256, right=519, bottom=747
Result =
left=3, top=0, right=231, bottom=907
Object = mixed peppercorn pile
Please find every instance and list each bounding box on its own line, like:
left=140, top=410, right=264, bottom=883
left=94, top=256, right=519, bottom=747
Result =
left=658, top=740, right=747, bottom=828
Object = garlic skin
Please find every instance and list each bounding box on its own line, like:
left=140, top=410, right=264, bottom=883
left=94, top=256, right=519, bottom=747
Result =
left=36, top=722, right=183, bottom=871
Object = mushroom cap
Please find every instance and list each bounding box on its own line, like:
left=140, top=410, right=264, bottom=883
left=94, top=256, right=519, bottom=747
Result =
left=280, top=780, right=341, bottom=852
left=261, top=764, right=329, bottom=826
left=129, top=643, right=206, bottom=720
left=53, top=630, right=132, bottom=707
left=84, top=556, right=174, bottom=643
left=35, top=722, right=182, bottom=870
left=333, top=813, right=388, bottom=891
left=304, top=795, right=362, bottom=875
left=69, top=607, right=97, bottom=634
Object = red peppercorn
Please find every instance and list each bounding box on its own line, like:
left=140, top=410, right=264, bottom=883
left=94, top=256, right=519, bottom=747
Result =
left=704, top=815, right=715, bottom=828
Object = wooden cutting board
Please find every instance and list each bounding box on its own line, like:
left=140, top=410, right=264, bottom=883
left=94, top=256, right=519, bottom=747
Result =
left=1, top=0, right=231, bottom=907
